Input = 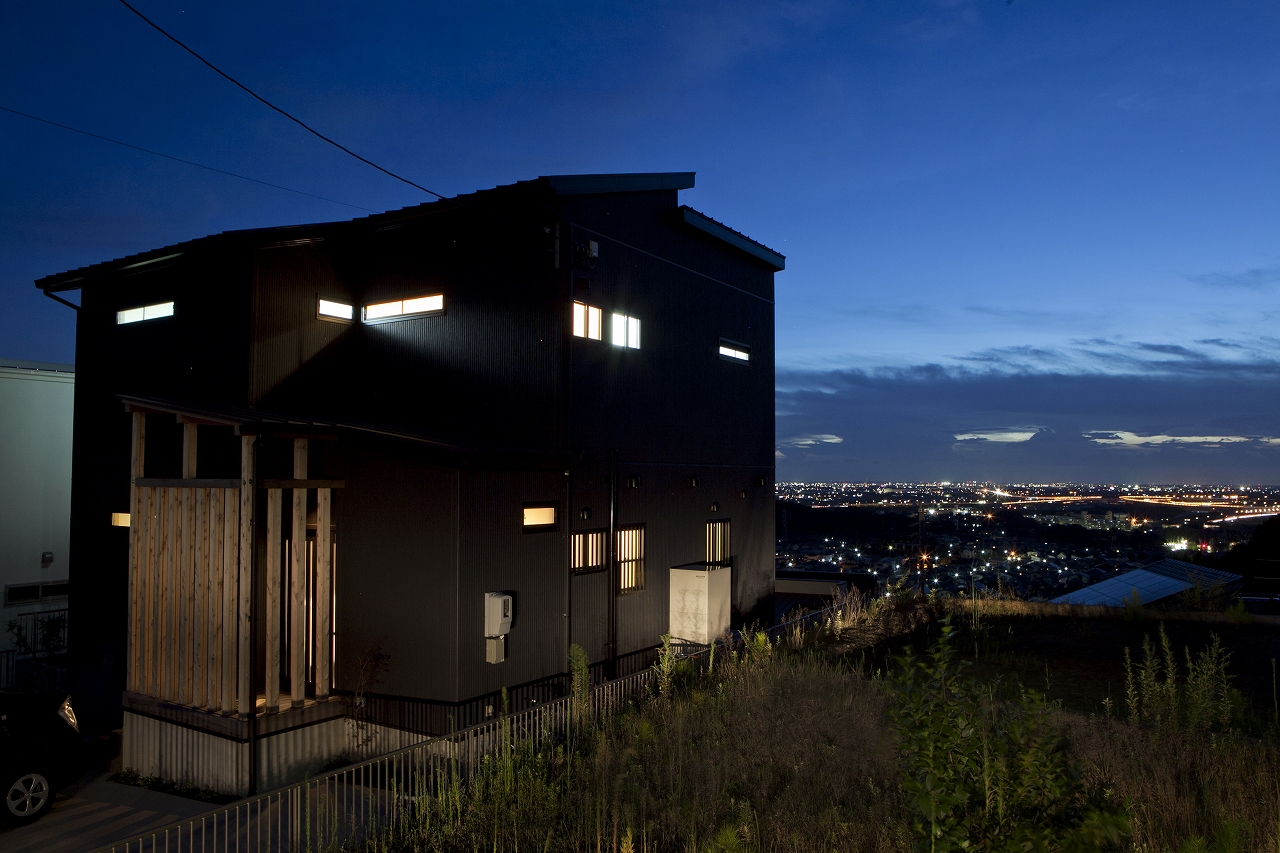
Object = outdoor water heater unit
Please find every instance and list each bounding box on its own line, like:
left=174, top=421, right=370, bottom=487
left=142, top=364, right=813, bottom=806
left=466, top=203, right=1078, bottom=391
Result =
left=668, top=564, right=731, bottom=645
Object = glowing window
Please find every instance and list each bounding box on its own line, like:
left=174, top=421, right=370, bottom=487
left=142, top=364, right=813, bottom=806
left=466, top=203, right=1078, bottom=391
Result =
left=572, top=301, right=602, bottom=340
left=523, top=504, right=558, bottom=530
left=617, top=525, right=645, bottom=592
left=706, top=520, right=731, bottom=565
left=572, top=530, right=606, bottom=573
left=719, top=340, right=750, bottom=362
left=611, top=313, right=640, bottom=349
left=116, top=301, right=175, bottom=325
left=317, top=299, right=354, bottom=321
left=363, top=294, right=444, bottom=322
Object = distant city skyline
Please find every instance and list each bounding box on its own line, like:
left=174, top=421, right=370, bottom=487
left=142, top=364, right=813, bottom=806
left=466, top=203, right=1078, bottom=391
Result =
left=2, top=2, right=1277, bottom=482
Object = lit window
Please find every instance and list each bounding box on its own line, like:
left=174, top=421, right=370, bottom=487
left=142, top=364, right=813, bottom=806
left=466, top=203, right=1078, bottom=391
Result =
left=611, top=313, right=640, bottom=349
left=617, top=525, right=645, bottom=592
left=572, top=301, right=603, bottom=340
left=116, top=301, right=174, bottom=325
left=317, top=299, right=354, bottom=321
left=719, top=340, right=750, bottom=362
left=363, top=293, right=445, bottom=322
left=523, top=504, right=558, bottom=530
left=706, top=520, right=731, bottom=565
left=572, top=530, right=606, bottom=573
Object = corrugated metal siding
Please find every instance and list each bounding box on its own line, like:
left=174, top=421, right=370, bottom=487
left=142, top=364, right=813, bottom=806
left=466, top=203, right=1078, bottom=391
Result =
left=570, top=571, right=609, bottom=663
left=249, top=243, right=353, bottom=405
left=123, top=710, right=249, bottom=795
left=335, top=444, right=459, bottom=702
left=457, top=468, right=567, bottom=700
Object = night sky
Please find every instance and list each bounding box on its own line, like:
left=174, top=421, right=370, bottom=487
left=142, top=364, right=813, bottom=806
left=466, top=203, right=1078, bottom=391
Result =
left=3, top=2, right=1278, bottom=483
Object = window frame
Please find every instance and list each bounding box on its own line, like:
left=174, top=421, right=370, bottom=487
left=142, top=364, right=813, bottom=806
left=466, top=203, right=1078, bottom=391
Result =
left=522, top=503, right=560, bottom=532
left=571, top=528, right=607, bottom=574
left=610, top=312, right=641, bottom=349
left=4, top=581, right=69, bottom=607
left=116, top=301, right=175, bottom=326
left=616, top=524, right=645, bottom=593
left=718, top=338, right=750, bottom=363
left=706, top=519, right=732, bottom=566
left=572, top=301, right=604, bottom=342
left=361, top=293, right=446, bottom=325
left=316, top=297, right=355, bottom=324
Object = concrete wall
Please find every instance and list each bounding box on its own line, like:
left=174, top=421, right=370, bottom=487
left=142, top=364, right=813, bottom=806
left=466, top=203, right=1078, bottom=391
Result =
left=0, top=361, right=74, bottom=652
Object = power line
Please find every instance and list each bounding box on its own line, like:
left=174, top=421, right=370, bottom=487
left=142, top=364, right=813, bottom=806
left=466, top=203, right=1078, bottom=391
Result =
left=0, top=105, right=378, bottom=212
left=117, top=0, right=446, bottom=201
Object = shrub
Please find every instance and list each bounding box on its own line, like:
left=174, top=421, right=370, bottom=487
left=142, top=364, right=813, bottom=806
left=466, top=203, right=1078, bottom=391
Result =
left=890, top=620, right=1127, bottom=852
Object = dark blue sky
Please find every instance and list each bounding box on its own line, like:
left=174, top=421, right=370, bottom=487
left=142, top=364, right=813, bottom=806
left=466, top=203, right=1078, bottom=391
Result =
left=3, top=1, right=1278, bottom=483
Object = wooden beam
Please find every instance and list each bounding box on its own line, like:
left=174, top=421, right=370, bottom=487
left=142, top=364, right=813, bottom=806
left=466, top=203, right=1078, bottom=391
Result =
left=237, top=436, right=254, bottom=719
left=290, top=439, right=307, bottom=708
left=259, top=479, right=345, bottom=490
left=182, top=422, right=198, bottom=479
left=177, top=488, right=191, bottom=705
left=316, top=488, right=331, bottom=701
left=136, top=478, right=240, bottom=489
left=266, top=487, right=282, bottom=713
left=127, top=413, right=145, bottom=694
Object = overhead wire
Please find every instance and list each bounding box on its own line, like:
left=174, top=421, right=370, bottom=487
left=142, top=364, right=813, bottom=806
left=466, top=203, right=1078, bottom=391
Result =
left=0, top=104, right=377, bottom=213
left=116, top=0, right=447, bottom=201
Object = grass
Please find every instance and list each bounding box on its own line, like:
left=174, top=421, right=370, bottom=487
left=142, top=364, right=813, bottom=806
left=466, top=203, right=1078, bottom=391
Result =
left=353, top=592, right=1280, bottom=853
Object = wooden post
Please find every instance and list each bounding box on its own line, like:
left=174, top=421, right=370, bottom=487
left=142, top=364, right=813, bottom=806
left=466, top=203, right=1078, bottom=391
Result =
left=237, top=436, right=255, bottom=719
left=207, top=489, right=222, bottom=712
left=316, top=487, right=331, bottom=701
left=127, top=413, right=145, bottom=694
left=178, top=488, right=192, bottom=705
left=291, top=439, right=307, bottom=707
left=192, top=488, right=208, bottom=708
left=144, top=487, right=160, bottom=696
left=266, top=487, right=282, bottom=713
left=223, top=488, right=239, bottom=716
left=161, top=488, right=177, bottom=701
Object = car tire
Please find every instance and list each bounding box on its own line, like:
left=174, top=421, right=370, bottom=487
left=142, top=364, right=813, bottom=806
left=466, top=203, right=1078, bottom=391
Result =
left=3, top=771, right=54, bottom=825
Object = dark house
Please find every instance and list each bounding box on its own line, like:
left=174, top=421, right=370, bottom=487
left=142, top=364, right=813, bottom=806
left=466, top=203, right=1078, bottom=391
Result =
left=36, top=172, right=781, bottom=793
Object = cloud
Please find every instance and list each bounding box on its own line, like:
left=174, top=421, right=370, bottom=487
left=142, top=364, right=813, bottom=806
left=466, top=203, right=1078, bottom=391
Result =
left=779, top=433, right=844, bottom=448
left=1263, top=438, right=1280, bottom=447
left=1190, top=265, right=1280, bottom=289
left=1083, top=431, right=1253, bottom=448
left=954, top=427, right=1044, bottom=443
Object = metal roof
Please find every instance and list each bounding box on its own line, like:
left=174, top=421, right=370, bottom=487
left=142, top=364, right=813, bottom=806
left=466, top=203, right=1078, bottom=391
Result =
left=1051, top=558, right=1242, bottom=607
left=34, top=172, right=720, bottom=290
left=680, top=206, right=785, bottom=271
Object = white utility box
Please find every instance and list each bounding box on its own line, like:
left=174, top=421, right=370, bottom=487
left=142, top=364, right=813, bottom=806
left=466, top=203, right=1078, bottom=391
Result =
left=484, top=592, right=513, bottom=637
left=669, top=564, right=731, bottom=645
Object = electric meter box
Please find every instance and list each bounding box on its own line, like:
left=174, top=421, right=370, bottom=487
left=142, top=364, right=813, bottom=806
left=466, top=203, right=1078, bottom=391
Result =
left=484, top=592, right=513, bottom=638
left=668, top=564, right=730, bottom=645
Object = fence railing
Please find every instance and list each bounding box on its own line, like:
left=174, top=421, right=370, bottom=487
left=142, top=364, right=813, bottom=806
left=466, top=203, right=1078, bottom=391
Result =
left=5, top=607, right=69, bottom=655
left=95, top=602, right=840, bottom=853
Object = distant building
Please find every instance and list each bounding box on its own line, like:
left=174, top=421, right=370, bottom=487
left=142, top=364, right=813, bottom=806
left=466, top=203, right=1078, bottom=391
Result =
left=37, top=172, right=781, bottom=794
left=0, top=360, right=74, bottom=687
left=1050, top=558, right=1241, bottom=608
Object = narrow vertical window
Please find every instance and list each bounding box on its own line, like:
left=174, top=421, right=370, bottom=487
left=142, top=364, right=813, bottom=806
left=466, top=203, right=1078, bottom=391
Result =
left=617, top=525, right=645, bottom=592
left=572, top=530, right=606, bottom=573
left=611, top=313, right=641, bottom=349
left=572, top=302, right=602, bottom=341
left=706, top=520, right=731, bottom=566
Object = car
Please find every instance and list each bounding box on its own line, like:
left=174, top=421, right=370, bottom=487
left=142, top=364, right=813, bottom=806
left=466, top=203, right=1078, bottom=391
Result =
left=0, top=691, right=86, bottom=824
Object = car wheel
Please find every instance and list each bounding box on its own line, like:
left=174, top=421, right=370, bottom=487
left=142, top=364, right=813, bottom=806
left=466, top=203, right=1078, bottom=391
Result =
left=3, top=772, right=53, bottom=824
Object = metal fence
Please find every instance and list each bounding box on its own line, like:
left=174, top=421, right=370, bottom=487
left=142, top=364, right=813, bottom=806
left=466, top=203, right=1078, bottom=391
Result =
left=95, top=603, right=838, bottom=853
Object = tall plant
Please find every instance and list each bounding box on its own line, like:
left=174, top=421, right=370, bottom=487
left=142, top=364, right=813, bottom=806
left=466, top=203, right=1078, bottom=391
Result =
left=890, top=620, right=1128, bottom=853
